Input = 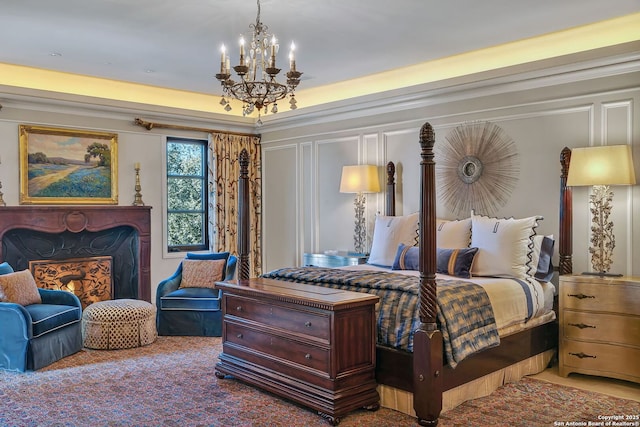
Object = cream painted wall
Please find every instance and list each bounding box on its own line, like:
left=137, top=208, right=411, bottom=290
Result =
left=0, top=103, right=254, bottom=303
left=259, top=62, right=640, bottom=278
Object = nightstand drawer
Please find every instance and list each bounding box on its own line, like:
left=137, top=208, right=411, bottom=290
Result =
left=224, top=295, right=330, bottom=341
left=561, top=340, right=640, bottom=382
left=561, top=281, right=640, bottom=316
left=225, top=322, right=330, bottom=373
left=563, top=311, right=640, bottom=347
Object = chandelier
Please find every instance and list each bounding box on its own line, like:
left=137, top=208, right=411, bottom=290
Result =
left=216, top=0, right=302, bottom=124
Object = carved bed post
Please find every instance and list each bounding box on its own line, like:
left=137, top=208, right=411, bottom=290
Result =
left=238, top=149, right=251, bottom=280
left=386, top=161, right=396, bottom=216
left=559, top=147, right=573, bottom=275
left=413, top=122, right=443, bottom=426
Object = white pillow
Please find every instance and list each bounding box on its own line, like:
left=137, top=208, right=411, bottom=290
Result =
left=368, top=213, right=419, bottom=267
left=435, top=218, right=472, bottom=249
left=470, top=211, right=542, bottom=279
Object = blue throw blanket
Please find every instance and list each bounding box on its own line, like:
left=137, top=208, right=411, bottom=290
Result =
left=262, top=267, right=500, bottom=368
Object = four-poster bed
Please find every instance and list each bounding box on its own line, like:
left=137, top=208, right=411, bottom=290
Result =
left=223, top=121, right=573, bottom=425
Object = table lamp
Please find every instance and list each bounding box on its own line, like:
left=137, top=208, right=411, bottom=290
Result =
left=339, top=165, right=380, bottom=254
left=566, top=144, right=636, bottom=276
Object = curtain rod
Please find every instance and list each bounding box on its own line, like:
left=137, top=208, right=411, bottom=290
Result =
left=133, top=118, right=260, bottom=138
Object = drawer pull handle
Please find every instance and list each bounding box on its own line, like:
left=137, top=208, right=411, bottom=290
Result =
left=305, top=321, right=312, bottom=327
left=568, top=322, right=596, bottom=330
left=305, top=353, right=312, bottom=360
left=569, top=352, right=596, bottom=359
left=567, top=293, right=595, bottom=300
left=237, top=333, right=243, bottom=339
left=236, top=306, right=242, bottom=312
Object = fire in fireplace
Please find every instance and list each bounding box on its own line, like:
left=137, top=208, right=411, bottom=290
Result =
left=29, top=256, right=113, bottom=309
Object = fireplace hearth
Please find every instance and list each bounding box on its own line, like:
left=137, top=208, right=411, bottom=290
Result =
left=0, top=206, right=151, bottom=302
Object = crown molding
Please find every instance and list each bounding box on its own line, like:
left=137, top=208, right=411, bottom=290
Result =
left=259, top=42, right=640, bottom=133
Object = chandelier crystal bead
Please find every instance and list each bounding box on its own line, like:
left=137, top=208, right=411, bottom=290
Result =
left=216, top=0, right=302, bottom=124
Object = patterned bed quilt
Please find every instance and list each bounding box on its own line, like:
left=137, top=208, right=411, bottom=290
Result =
left=262, top=267, right=500, bottom=368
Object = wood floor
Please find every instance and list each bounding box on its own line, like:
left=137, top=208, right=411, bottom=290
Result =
left=531, top=362, right=640, bottom=402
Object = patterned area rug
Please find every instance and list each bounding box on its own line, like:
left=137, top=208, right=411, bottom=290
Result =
left=0, top=336, right=637, bottom=427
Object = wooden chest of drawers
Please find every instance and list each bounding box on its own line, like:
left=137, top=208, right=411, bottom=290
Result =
left=214, top=277, right=380, bottom=425
left=559, top=274, right=640, bottom=384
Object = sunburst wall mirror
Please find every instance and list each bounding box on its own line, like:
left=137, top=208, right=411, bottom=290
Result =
left=435, top=121, right=519, bottom=217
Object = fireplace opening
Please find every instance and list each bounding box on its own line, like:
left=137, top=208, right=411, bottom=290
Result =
left=2, top=226, right=139, bottom=301
left=29, top=256, right=113, bottom=309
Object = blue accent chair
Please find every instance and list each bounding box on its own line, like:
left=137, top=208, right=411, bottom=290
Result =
left=0, top=263, right=83, bottom=372
left=156, top=252, right=237, bottom=337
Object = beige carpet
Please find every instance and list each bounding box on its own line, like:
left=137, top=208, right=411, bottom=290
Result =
left=1, top=337, right=638, bottom=427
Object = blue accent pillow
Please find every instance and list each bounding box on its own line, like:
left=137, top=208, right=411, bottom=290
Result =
left=392, top=244, right=419, bottom=270
left=391, top=243, right=478, bottom=279
left=0, top=262, right=14, bottom=276
left=392, top=245, right=479, bottom=279
left=436, top=247, right=478, bottom=279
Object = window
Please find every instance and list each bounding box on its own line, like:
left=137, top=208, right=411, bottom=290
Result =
left=166, top=138, right=208, bottom=252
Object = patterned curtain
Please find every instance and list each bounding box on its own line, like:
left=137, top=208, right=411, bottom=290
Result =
left=208, top=132, right=262, bottom=277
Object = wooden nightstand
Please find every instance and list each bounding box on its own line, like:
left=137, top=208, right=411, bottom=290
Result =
left=303, top=252, right=368, bottom=268
left=559, top=274, right=640, bottom=384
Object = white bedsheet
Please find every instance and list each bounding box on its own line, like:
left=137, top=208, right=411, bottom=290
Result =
left=340, top=264, right=556, bottom=334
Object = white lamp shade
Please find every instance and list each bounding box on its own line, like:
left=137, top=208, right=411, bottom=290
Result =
left=339, top=165, right=380, bottom=193
left=567, top=145, right=636, bottom=186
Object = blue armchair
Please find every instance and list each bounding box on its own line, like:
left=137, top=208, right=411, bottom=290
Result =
left=156, top=252, right=237, bottom=337
left=0, top=263, right=83, bottom=372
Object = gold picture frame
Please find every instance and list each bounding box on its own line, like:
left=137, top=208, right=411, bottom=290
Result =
left=19, top=125, right=118, bottom=205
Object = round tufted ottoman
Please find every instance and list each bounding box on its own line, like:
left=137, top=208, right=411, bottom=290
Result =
left=82, top=299, right=157, bottom=350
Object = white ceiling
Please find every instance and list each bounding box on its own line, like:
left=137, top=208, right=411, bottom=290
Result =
left=1, top=0, right=639, bottom=97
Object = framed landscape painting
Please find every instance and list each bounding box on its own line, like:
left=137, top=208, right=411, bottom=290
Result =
left=19, top=125, right=118, bottom=204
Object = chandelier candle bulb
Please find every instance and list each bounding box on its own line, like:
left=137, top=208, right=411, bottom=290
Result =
left=289, top=42, right=296, bottom=71
left=134, top=162, right=140, bottom=170
left=239, top=39, right=245, bottom=66
left=271, top=36, right=277, bottom=57
left=220, top=45, right=226, bottom=72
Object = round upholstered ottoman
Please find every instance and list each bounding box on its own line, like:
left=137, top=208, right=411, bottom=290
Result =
left=82, top=299, right=157, bottom=350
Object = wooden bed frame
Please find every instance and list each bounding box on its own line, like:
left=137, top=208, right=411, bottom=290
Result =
left=235, top=121, right=573, bottom=425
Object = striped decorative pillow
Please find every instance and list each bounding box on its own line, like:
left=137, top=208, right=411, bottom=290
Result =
left=392, top=244, right=478, bottom=279
left=436, top=247, right=478, bottom=279
left=391, top=244, right=419, bottom=270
